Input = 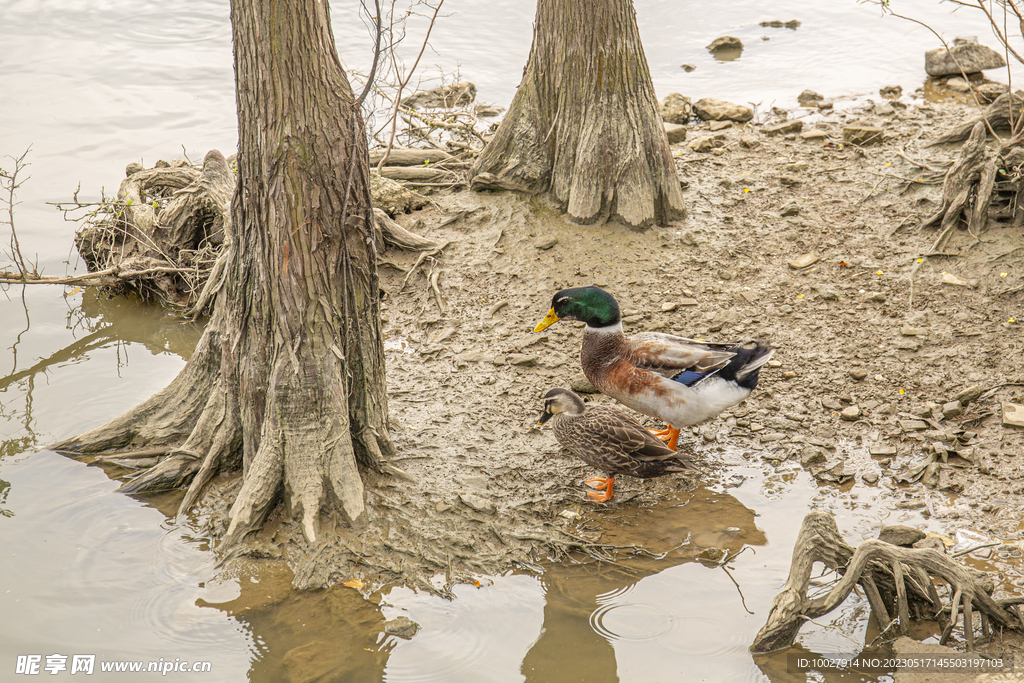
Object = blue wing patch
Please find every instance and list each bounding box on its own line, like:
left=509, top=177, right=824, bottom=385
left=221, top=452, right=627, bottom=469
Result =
left=671, top=369, right=710, bottom=387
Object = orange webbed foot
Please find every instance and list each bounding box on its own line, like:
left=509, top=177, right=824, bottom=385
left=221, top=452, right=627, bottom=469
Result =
left=651, top=424, right=681, bottom=450
left=582, top=476, right=610, bottom=490
left=584, top=477, right=615, bottom=502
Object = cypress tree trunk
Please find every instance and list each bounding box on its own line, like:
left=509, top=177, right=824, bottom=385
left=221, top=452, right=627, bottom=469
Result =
left=52, top=0, right=394, bottom=545
left=471, top=0, right=685, bottom=229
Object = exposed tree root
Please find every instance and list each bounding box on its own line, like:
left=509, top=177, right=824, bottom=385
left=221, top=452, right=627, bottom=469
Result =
left=929, top=91, right=1024, bottom=147
left=921, top=122, right=994, bottom=247
left=750, top=510, right=1022, bottom=654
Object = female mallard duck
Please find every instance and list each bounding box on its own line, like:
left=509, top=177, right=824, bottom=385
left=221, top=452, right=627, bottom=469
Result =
left=538, top=388, right=698, bottom=502
left=534, top=286, right=773, bottom=451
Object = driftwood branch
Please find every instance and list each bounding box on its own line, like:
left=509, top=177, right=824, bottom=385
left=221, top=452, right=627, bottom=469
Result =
left=750, top=509, right=1021, bottom=654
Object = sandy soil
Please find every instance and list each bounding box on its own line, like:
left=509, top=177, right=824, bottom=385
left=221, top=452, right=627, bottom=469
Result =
left=192, top=91, right=1024, bottom=609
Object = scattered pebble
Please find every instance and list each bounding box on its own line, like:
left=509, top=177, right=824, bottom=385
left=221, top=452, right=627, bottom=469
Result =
left=941, top=401, right=963, bottom=419
left=384, top=616, right=420, bottom=639
left=840, top=405, right=861, bottom=421
left=862, top=471, right=880, bottom=485
left=849, top=369, right=867, bottom=381
left=788, top=253, right=820, bottom=269
left=869, top=445, right=897, bottom=456
left=459, top=493, right=496, bottom=514
left=534, top=236, right=558, bottom=250
left=941, top=272, right=969, bottom=286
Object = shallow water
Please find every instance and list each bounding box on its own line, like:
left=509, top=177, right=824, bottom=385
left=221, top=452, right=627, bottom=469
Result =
left=0, top=0, right=1015, bottom=680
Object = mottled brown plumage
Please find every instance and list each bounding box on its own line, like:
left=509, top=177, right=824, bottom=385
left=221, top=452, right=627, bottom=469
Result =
left=534, top=286, right=774, bottom=450
left=538, top=388, right=699, bottom=502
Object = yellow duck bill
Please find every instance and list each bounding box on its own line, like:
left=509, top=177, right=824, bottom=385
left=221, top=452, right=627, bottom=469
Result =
left=533, top=308, right=560, bottom=333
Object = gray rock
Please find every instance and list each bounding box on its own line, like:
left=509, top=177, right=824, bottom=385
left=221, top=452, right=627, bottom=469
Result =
left=878, top=525, right=926, bottom=547
left=849, top=369, right=867, bottom=381
left=534, top=236, right=558, bottom=250
left=954, top=384, right=984, bottom=406
left=708, top=120, right=732, bottom=132
left=693, top=98, right=753, bottom=123
left=507, top=353, right=538, bottom=367
left=680, top=63, right=696, bottom=72
left=459, top=493, right=496, bottom=514
left=925, top=43, right=1006, bottom=76
left=707, top=36, right=743, bottom=55
left=874, top=102, right=895, bottom=116
left=780, top=203, right=800, bottom=217
left=761, top=19, right=800, bottom=29
left=659, top=93, right=693, bottom=124
left=800, top=446, right=827, bottom=467
left=842, top=122, right=884, bottom=146
left=664, top=122, right=687, bottom=144
left=941, top=401, right=962, bottom=419
left=384, top=616, right=420, bottom=639
left=797, top=89, right=823, bottom=103
left=687, top=136, right=721, bottom=153
left=1004, top=402, right=1024, bottom=428
left=763, top=120, right=804, bottom=136
left=879, top=85, right=903, bottom=98
left=862, top=471, right=880, bottom=484
left=840, top=405, right=861, bottom=421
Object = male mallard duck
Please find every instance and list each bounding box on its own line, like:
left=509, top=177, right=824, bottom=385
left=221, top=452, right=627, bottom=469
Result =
left=534, top=286, right=774, bottom=450
left=538, top=388, right=699, bottom=502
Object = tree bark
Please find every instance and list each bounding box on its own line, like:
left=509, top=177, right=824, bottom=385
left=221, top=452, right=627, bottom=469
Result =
left=53, top=0, right=394, bottom=545
left=470, top=0, right=685, bottom=229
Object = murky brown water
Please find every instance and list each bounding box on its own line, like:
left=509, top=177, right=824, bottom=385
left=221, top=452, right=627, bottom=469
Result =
left=2, top=0, right=1018, bottom=680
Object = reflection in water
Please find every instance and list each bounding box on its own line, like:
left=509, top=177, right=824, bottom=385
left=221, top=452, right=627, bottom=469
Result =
left=522, top=488, right=767, bottom=683
left=199, top=565, right=390, bottom=683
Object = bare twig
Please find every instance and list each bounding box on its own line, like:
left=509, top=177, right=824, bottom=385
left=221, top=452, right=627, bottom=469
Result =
left=1, top=147, right=35, bottom=279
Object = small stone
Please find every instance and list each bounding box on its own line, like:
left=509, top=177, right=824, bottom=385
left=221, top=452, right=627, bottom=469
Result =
left=761, top=19, right=801, bottom=29
left=954, top=385, right=984, bottom=406
left=862, top=471, right=880, bottom=484
left=384, top=616, right=420, bottom=639
left=459, top=493, right=496, bottom=514
left=507, top=354, right=538, bottom=367
left=707, top=36, right=743, bottom=55
left=760, top=432, right=786, bottom=443
left=941, top=401, right=963, bottom=419
left=849, top=369, right=868, bottom=381
left=693, top=97, right=753, bottom=122
left=874, top=102, right=896, bottom=116
left=570, top=373, right=599, bottom=394
left=718, top=269, right=735, bottom=281
left=782, top=371, right=797, bottom=379
left=780, top=203, right=800, bottom=217
left=800, top=446, right=827, bottom=467
left=778, top=175, right=801, bottom=187
left=879, top=525, right=926, bottom=547
left=899, top=419, right=929, bottom=431
left=788, top=253, right=820, bottom=269
left=800, top=129, right=829, bottom=141
left=534, top=236, right=558, bottom=250
left=680, top=63, right=696, bottom=72
left=763, top=120, right=804, bottom=136
left=900, top=326, right=926, bottom=336
left=941, top=272, right=969, bottom=286
left=869, top=445, right=897, bottom=456
left=749, top=422, right=764, bottom=432
left=822, top=397, right=842, bottom=411
left=870, top=293, right=886, bottom=303
left=659, top=93, right=693, bottom=124
left=688, top=136, right=720, bottom=153
left=435, top=502, right=453, bottom=513
left=879, top=85, right=903, bottom=98
left=840, top=405, right=861, bottom=421
left=679, top=298, right=699, bottom=306
left=1003, top=402, right=1024, bottom=428
left=894, top=339, right=920, bottom=351
left=708, top=120, right=732, bottom=132
left=661, top=301, right=679, bottom=312
left=842, top=122, right=884, bottom=146
left=945, top=76, right=971, bottom=93
left=811, top=285, right=839, bottom=301
left=797, top=89, right=823, bottom=104
left=663, top=122, right=687, bottom=144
